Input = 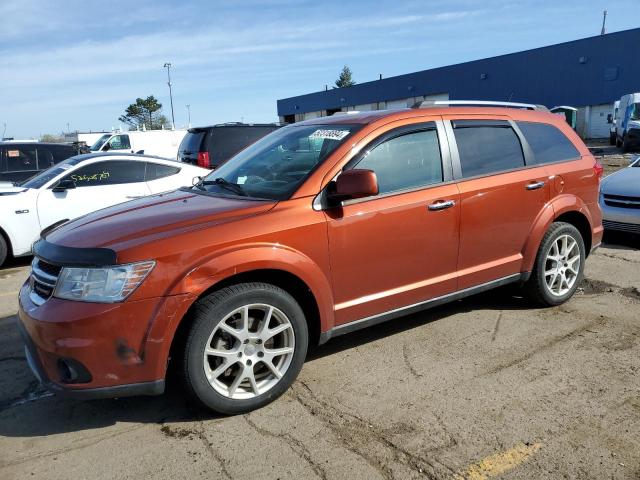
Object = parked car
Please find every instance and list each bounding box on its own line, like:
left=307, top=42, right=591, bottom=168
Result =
left=178, top=123, right=280, bottom=169
left=17, top=102, right=603, bottom=414
left=615, top=93, right=640, bottom=152
left=0, top=142, right=80, bottom=184
left=608, top=100, right=620, bottom=145
left=89, top=130, right=187, bottom=159
left=0, top=152, right=209, bottom=266
left=600, top=155, right=640, bottom=234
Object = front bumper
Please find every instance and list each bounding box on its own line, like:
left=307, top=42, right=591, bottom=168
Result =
left=600, top=199, right=640, bottom=234
left=16, top=281, right=176, bottom=399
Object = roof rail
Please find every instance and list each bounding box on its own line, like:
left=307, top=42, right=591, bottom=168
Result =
left=412, top=100, right=548, bottom=111
left=331, top=111, right=361, bottom=116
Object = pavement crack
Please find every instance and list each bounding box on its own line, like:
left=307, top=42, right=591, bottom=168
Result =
left=244, top=414, right=328, bottom=480
left=402, top=344, right=423, bottom=379
left=290, top=380, right=457, bottom=480
left=491, top=312, right=503, bottom=342
left=195, top=418, right=232, bottom=480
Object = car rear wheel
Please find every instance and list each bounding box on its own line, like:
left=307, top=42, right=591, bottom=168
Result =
left=524, top=222, right=585, bottom=306
left=0, top=235, right=7, bottom=267
left=181, top=282, right=308, bottom=414
left=609, top=132, right=616, bottom=146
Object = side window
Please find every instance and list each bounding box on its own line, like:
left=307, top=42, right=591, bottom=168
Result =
left=107, top=134, right=131, bottom=150
left=52, top=145, right=78, bottom=164
left=355, top=129, right=443, bottom=195
left=516, top=122, right=580, bottom=165
left=453, top=122, right=524, bottom=178
left=145, top=163, right=180, bottom=181
left=36, top=147, right=56, bottom=170
left=64, top=160, right=145, bottom=187
left=6, top=146, right=37, bottom=172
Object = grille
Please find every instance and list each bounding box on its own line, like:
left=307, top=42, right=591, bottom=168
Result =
left=29, top=258, right=61, bottom=305
left=603, top=220, right=640, bottom=234
left=603, top=194, right=640, bottom=209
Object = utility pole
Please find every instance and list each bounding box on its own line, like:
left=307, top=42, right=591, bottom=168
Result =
left=601, top=10, right=607, bottom=35
left=186, top=104, right=191, bottom=127
left=163, top=62, right=176, bottom=128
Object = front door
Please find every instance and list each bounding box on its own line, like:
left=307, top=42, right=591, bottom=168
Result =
left=325, top=122, right=460, bottom=325
left=36, top=160, right=150, bottom=230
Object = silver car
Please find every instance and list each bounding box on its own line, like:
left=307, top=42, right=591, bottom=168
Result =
left=600, top=156, right=640, bottom=234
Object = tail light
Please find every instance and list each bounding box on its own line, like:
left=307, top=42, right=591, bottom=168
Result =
left=593, top=158, right=604, bottom=179
left=197, top=152, right=210, bottom=168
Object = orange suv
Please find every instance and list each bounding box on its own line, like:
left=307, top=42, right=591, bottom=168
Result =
left=18, top=101, right=603, bottom=413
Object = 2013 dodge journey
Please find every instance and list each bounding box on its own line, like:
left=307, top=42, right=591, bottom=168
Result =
left=18, top=102, right=603, bottom=414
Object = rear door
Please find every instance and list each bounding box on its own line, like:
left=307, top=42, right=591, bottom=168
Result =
left=36, top=160, right=150, bottom=229
left=3, top=144, right=38, bottom=183
left=326, top=120, right=460, bottom=325
left=445, top=117, right=549, bottom=289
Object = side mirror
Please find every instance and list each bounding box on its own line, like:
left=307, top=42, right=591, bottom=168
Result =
left=328, top=169, right=378, bottom=204
left=607, top=114, right=613, bottom=124
left=52, top=178, right=76, bottom=192
left=192, top=176, right=203, bottom=186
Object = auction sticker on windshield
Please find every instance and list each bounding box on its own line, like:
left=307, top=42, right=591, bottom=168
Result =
left=309, top=129, right=350, bottom=141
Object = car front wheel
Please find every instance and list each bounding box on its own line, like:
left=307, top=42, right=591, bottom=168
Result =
left=524, top=222, right=586, bottom=306
left=181, top=282, right=308, bottom=414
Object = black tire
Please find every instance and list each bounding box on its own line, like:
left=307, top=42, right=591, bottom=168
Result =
left=181, top=282, right=308, bottom=415
left=616, top=136, right=623, bottom=148
left=524, top=222, right=586, bottom=306
left=609, top=133, right=616, bottom=146
left=0, top=235, right=7, bottom=267
left=621, top=135, right=632, bottom=153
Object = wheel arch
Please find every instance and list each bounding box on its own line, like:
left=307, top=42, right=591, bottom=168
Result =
left=0, top=224, right=13, bottom=258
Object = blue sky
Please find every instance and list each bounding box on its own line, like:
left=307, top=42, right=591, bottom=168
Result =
left=1, top=0, right=637, bottom=138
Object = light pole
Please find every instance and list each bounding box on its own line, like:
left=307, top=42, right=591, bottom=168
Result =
left=163, top=62, right=176, bottom=128
left=186, top=104, right=191, bottom=127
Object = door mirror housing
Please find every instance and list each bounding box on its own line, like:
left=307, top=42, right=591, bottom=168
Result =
left=192, top=176, right=203, bottom=186
left=328, top=169, right=378, bottom=204
left=52, top=178, right=76, bottom=192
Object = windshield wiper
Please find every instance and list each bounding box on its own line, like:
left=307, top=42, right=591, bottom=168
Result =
left=196, top=177, right=247, bottom=196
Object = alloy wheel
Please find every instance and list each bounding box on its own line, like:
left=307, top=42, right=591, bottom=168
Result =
left=203, top=304, right=295, bottom=399
left=544, top=234, right=581, bottom=296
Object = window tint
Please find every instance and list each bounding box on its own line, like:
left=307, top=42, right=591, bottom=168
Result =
left=516, top=121, right=580, bottom=165
left=355, top=129, right=443, bottom=194
left=145, top=162, right=180, bottom=180
left=453, top=124, right=524, bottom=177
left=179, top=132, right=205, bottom=155
left=207, top=127, right=278, bottom=167
left=36, top=147, right=56, bottom=170
left=63, top=160, right=145, bottom=187
left=107, top=134, right=131, bottom=150
left=5, top=145, right=37, bottom=172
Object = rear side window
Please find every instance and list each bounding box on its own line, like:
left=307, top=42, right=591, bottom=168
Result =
left=64, top=160, right=145, bottom=187
left=36, top=147, right=56, bottom=169
left=516, top=121, right=580, bottom=165
left=207, top=127, right=277, bottom=167
left=5, top=145, right=37, bottom=172
left=355, top=128, right=443, bottom=195
left=145, top=163, right=180, bottom=180
left=453, top=122, right=525, bottom=178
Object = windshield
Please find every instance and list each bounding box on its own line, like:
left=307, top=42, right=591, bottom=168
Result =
left=21, top=156, right=85, bottom=189
left=195, top=124, right=360, bottom=200
left=90, top=134, right=111, bottom=151
left=631, top=103, right=640, bottom=121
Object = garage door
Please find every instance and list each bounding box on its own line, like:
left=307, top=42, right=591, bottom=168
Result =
left=588, top=104, right=613, bottom=139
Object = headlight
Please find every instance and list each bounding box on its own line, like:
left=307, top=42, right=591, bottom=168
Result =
left=54, top=261, right=155, bottom=303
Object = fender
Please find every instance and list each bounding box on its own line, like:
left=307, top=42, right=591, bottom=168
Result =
left=143, top=243, right=335, bottom=377
left=521, top=194, right=593, bottom=272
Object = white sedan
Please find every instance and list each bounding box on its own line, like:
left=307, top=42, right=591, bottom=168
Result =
left=0, top=153, right=210, bottom=266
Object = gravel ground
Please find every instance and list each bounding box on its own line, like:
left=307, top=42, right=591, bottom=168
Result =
left=0, top=146, right=638, bottom=479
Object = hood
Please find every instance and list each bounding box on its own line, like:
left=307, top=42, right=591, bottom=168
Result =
left=601, top=167, right=640, bottom=197
left=46, top=189, right=276, bottom=250
left=0, top=185, right=27, bottom=196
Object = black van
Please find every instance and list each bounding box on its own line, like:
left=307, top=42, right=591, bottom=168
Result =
left=177, top=123, right=280, bottom=169
left=0, top=142, right=80, bottom=183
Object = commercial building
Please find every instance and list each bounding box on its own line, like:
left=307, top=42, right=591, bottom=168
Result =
left=277, top=28, right=640, bottom=139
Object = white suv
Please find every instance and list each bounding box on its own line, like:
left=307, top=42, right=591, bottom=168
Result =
left=0, top=153, right=209, bottom=266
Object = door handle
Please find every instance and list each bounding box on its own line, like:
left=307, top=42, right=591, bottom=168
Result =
left=428, top=200, right=456, bottom=211
left=526, top=181, right=545, bottom=190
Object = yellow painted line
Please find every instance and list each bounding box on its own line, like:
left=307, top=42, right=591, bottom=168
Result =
left=0, top=291, right=19, bottom=297
left=457, top=442, right=542, bottom=480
